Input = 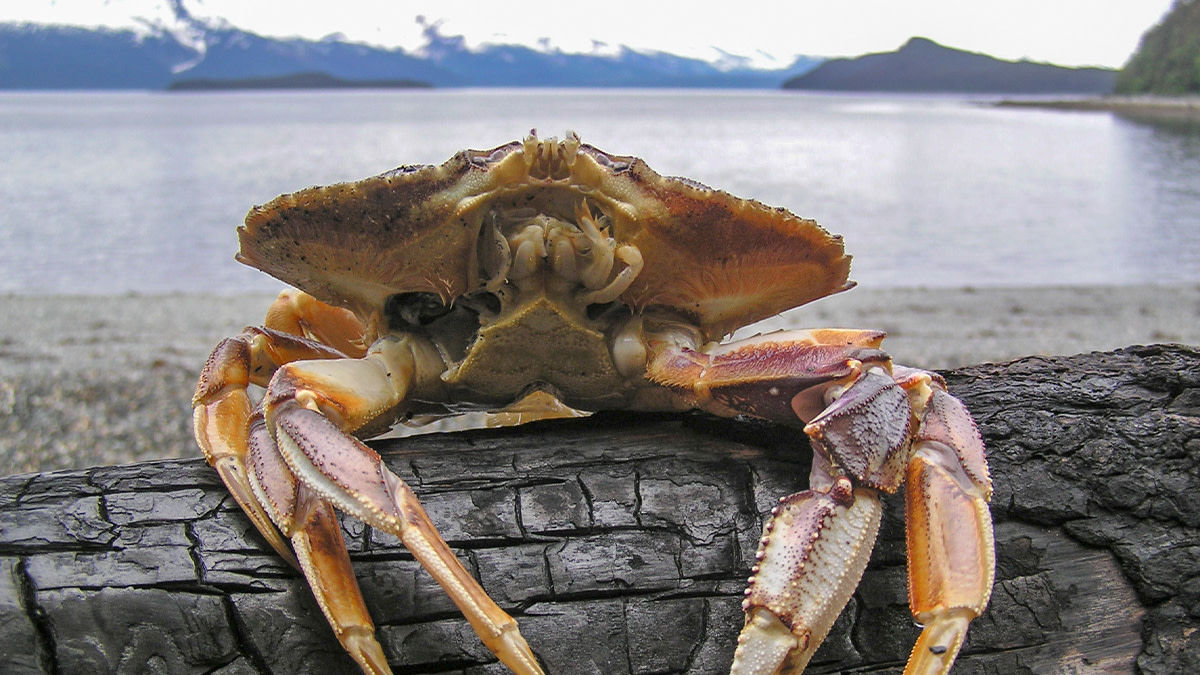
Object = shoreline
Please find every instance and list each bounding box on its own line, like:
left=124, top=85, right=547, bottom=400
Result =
left=994, top=95, right=1200, bottom=121
left=3, top=285, right=1199, bottom=475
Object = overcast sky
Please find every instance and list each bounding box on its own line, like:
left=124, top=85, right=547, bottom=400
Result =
left=3, top=0, right=1175, bottom=68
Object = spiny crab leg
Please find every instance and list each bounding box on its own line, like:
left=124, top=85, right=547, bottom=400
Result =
left=245, top=413, right=390, bottom=674
left=644, top=326, right=993, bottom=674
left=194, top=291, right=392, bottom=672
left=261, top=337, right=544, bottom=675
left=193, top=324, right=351, bottom=566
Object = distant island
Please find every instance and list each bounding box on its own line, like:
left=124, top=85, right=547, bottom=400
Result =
left=783, top=37, right=1116, bottom=94
left=168, top=71, right=431, bottom=91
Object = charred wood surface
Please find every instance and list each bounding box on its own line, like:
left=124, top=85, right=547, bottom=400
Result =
left=1, top=344, right=1198, bottom=674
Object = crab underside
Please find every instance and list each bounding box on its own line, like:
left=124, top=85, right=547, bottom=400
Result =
left=193, top=133, right=994, bottom=674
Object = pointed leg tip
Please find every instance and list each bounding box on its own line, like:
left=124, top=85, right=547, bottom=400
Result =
left=212, top=459, right=300, bottom=569
left=493, top=624, right=544, bottom=675
left=344, top=630, right=392, bottom=675
left=904, top=611, right=971, bottom=675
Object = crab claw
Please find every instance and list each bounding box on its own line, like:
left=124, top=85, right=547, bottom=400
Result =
left=733, top=363, right=911, bottom=674
left=193, top=329, right=336, bottom=569
left=644, top=325, right=992, bottom=674
left=733, top=481, right=883, bottom=674
left=241, top=413, right=390, bottom=674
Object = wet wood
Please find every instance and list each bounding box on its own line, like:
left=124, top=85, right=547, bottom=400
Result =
left=1, top=344, right=1198, bottom=673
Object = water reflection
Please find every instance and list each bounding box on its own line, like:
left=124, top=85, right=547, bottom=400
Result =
left=1110, top=115, right=1200, bottom=285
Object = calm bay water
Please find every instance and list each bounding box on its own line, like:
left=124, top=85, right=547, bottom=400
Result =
left=1, top=88, right=1199, bottom=295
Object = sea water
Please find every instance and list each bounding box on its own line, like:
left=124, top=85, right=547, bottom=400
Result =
left=1, top=88, right=1198, bottom=294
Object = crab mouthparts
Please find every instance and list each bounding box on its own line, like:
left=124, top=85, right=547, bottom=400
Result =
left=473, top=199, right=644, bottom=315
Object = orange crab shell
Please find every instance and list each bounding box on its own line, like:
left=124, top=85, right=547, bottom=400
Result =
left=236, top=138, right=854, bottom=339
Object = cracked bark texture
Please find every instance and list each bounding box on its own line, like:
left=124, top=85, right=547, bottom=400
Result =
left=1, top=344, right=1197, bottom=674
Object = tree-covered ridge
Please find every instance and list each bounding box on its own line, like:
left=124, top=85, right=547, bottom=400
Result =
left=1117, top=0, right=1200, bottom=94
left=784, top=37, right=1114, bottom=94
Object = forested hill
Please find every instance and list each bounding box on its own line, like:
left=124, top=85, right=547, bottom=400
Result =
left=1117, top=0, right=1200, bottom=94
left=783, top=37, right=1115, bottom=94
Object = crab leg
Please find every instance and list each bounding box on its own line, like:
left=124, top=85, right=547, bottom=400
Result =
left=193, top=290, right=367, bottom=563
left=261, top=288, right=369, bottom=358
left=644, top=326, right=992, bottom=674
left=193, top=325, right=352, bottom=565
left=194, top=293, right=396, bottom=670
left=245, top=414, right=390, bottom=674
left=260, top=336, right=544, bottom=675
left=894, top=370, right=994, bottom=675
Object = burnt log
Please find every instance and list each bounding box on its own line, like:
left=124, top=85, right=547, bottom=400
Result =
left=1, top=344, right=1198, bottom=674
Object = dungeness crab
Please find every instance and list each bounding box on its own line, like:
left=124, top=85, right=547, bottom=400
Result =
left=194, top=132, right=994, bottom=674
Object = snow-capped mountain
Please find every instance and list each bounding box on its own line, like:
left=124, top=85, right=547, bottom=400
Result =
left=0, top=8, right=821, bottom=90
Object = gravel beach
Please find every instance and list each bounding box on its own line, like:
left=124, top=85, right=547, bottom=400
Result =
left=3, top=285, right=1198, bottom=475
left=994, top=96, right=1200, bottom=122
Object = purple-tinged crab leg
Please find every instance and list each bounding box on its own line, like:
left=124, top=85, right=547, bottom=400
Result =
left=193, top=327, right=350, bottom=567
left=245, top=413, right=391, bottom=674
left=193, top=291, right=368, bottom=567
left=262, top=341, right=544, bottom=675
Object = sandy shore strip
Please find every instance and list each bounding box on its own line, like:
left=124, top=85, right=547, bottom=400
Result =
left=3, top=285, right=1199, bottom=475
left=994, top=96, right=1200, bottom=121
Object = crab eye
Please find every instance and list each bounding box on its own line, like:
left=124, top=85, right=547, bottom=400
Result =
left=467, top=290, right=503, bottom=316
left=384, top=292, right=451, bottom=329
